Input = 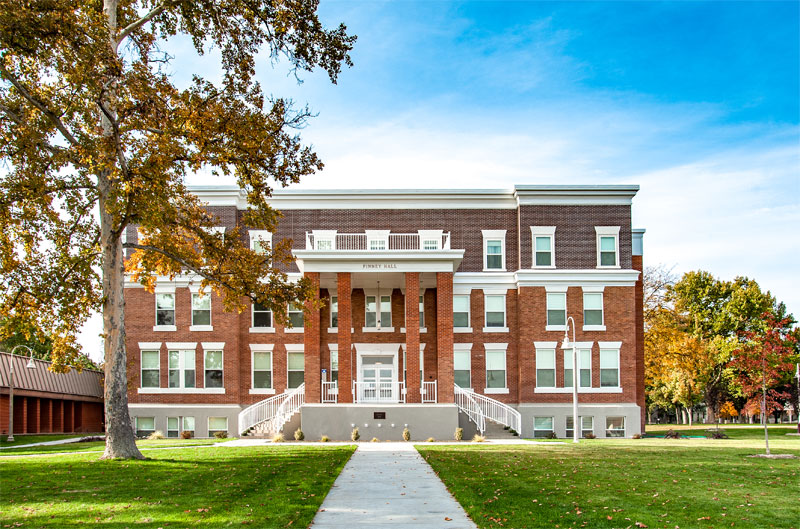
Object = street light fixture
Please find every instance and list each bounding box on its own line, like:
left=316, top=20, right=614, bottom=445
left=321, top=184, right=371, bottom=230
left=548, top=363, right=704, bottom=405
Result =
left=6, top=345, right=37, bottom=443
left=561, top=316, right=579, bottom=444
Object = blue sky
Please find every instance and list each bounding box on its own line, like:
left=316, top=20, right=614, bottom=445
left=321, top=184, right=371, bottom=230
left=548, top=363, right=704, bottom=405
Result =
left=82, top=1, right=800, bottom=355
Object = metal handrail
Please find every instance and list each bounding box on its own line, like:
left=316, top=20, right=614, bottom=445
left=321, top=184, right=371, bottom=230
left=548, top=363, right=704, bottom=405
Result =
left=353, top=380, right=406, bottom=403
left=455, top=384, right=485, bottom=433
left=422, top=380, right=438, bottom=403
left=470, top=389, right=522, bottom=433
left=238, top=383, right=305, bottom=435
left=321, top=381, right=338, bottom=403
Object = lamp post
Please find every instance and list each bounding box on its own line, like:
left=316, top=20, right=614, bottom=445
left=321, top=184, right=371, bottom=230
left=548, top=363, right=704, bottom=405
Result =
left=562, top=316, right=579, bottom=444
left=6, top=345, right=37, bottom=442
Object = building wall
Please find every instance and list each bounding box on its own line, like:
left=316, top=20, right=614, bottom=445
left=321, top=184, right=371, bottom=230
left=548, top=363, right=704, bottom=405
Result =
left=0, top=395, right=103, bottom=435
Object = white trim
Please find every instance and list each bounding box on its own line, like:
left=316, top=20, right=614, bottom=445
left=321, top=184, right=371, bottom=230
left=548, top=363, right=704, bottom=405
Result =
left=454, top=327, right=473, bottom=333
left=166, top=342, right=197, bottom=349
left=154, top=285, right=176, bottom=294
left=285, top=344, right=305, bottom=352
left=545, top=325, right=567, bottom=332
left=598, top=341, right=623, bottom=348
left=312, top=230, right=337, bottom=251
left=544, top=285, right=569, bottom=293
left=484, top=342, right=509, bottom=351
left=203, top=348, right=224, bottom=390
left=482, top=287, right=510, bottom=295
left=249, top=388, right=277, bottom=395
left=201, top=342, right=225, bottom=350
left=484, top=292, right=507, bottom=330
left=560, top=341, right=593, bottom=349
left=482, top=327, right=509, bottom=333
left=514, top=269, right=640, bottom=288
left=249, top=344, right=275, bottom=352
left=482, top=230, right=507, bottom=272
left=581, top=285, right=606, bottom=293
left=138, top=387, right=225, bottom=394
left=583, top=325, right=607, bottom=332
left=128, top=403, right=242, bottom=409
left=152, top=325, right=177, bottom=332
left=453, top=343, right=473, bottom=352
left=534, top=387, right=623, bottom=394
left=190, top=325, right=214, bottom=332
left=399, top=343, right=427, bottom=352
left=452, top=286, right=474, bottom=295
left=418, top=230, right=444, bottom=250
left=249, top=327, right=276, bottom=333
left=285, top=328, right=304, bottom=334
left=249, top=230, right=272, bottom=253
left=190, top=292, right=212, bottom=328
left=188, top=283, right=209, bottom=294
left=484, top=388, right=509, bottom=395
left=251, top=347, right=273, bottom=392
left=362, top=327, right=396, bottom=333
left=530, top=226, right=556, bottom=269
left=138, top=342, right=162, bottom=350
left=534, top=341, right=558, bottom=348
left=140, top=349, right=160, bottom=389
left=595, top=226, right=621, bottom=269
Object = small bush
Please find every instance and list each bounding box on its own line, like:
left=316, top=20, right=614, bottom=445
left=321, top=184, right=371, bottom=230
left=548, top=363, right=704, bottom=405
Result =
left=147, top=430, right=165, bottom=440
left=546, top=431, right=558, bottom=439
left=472, top=434, right=485, bottom=443
left=351, top=427, right=360, bottom=442
left=272, top=432, right=285, bottom=443
left=509, top=429, right=518, bottom=436
left=426, top=437, right=435, bottom=442
left=320, top=435, right=330, bottom=442
left=706, top=429, right=729, bottom=439
left=371, top=437, right=379, bottom=442
left=294, top=428, right=305, bottom=441
left=213, top=431, right=228, bottom=439
left=454, top=427, right=463, bottom=441
left=663, top=429, right=682, bottom=439
left=180, top=430, right=193, bottom=439
left=584, top=432, right=596, bottom=439
left=402, top=427, right=411, bottom=441
left=632, top=433, right=642, bottom=439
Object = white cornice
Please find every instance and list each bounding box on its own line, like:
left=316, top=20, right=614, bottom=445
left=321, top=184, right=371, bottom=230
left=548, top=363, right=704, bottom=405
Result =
left=514, top=269, right=640, bottom=287
left=293, top=250, right=465, bottom=274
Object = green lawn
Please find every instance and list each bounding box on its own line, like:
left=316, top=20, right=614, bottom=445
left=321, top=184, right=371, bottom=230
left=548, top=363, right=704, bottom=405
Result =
left=646, top=423, right=799, bottom=440
left=0, top=433, right=104, bottom=446
left=1, top=445, right=355, bottom=528
left=418, top=437, right=800, bottom=529
left=0, top=437, right=231, bottom=456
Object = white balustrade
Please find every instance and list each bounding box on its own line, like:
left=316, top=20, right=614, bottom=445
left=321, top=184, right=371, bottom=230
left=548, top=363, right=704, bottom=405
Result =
left=421, top=380, right=438, bottom=403
left=455, top=384, right=485, bottom=433
left=238, top=383, right=305, bottom=435
left=455, top=384, right=522, bottom=434
left=353, top=381, right=406, bottom=403
left=321, top=381, right=338, bottom=403
left=305, top=232, right=450, bottom=251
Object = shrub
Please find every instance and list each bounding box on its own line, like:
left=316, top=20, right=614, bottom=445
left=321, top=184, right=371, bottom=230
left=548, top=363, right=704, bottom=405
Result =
left=272, top=432, right=285, bottom=443
left=472, top=434, right=485, bottom=443
left=426, top=437, right=435, bottom=442
left=706, top=428, right=729, bottom=439
left=147, top=430, right=165, bottom=440
left=663, top=429, right=682, bottom=439
left=351, top=427, right=360, bottom=442
left=546, top=431, right=558, bottom=439
left=371, top=437, right=379, bottom=442
left=509, top=429, right=518, bottom=436
left=294, top=428, right=305, bottom=441
left=180, top=430, right=193, bottom=439
left=454, top=427, right=463, bottom=441
left=402, top=427, right=411, bottom=441
left=632, top=433, right=642, bottom=439
left=320, top=435, right=330, bottom=442
left=584, top=433, right=596, bottom=439
left=213, top=431, right=228, bottom=439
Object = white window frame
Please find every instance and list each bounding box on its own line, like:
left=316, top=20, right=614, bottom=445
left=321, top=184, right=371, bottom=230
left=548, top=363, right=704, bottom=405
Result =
left=250, top=300, right=275, bottom=333
left=202, top=343, right=224, bottom=389
left=153, top=286, right=176, bottom=331
left=606, top=416, right=626, bottom=437
left=595, top=226, right=621, bottom=268
left=363, top=291, right=394, bottom=332
left=453, top=343, right=472, bottom=389
left=312, top=230, right=337, bottom=251
left=249, top=344, right=275, bottom=394
left=599, top=342, right=621, bottom=388
left=483, top=292, right=508, bottom=333
left=566, top=416, right=594, bottom=439
left=167, top=416, right=180, bottom=438
left=453, top=292, right=472, bottom=333
left=582, top=286, right=606, bottom=331
left=208, top=416, right=228, bottom=436
left=167, top=349, right=196, bottom=389
left=418, top=229, right=443, bottom=250
left=482, top=229, right=507, bottom=271
left=249, top=230, right=272, bottom=255
left=545, top=286, right=567, bottom=331
left=140, top=346, right=161, bottom=389
left=183, top=416, right=195, bottom=434
left=534, top=344, right=556, bottom=388
left=286, top=344, right=305, bottom=389
left=285, top=302, right=304, bottom=333
left=329, top=295, right=338, bottom=330
left=563, top=345, right=593, bottom=389
left=135, top=416, right=155, bottom=437
left=366, top=230, right=390, bottom=251
left=484, top=343, right=509, bottom=394
left=533, top=416, right=554, bottom=438
left=530, top=226, right=556, bottom=269
left=189, top=288, right=212, bottom=331
left=329, top=345, right=339, bottom=383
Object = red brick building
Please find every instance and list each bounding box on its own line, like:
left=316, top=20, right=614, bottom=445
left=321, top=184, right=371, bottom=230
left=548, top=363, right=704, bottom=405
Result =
left=125, top=185, right=645, bottom=440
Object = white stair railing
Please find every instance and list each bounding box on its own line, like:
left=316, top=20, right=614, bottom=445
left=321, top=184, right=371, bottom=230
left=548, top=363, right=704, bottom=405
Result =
left=422, top=381, right=438, bottom=403
left=455, top=384, right=485, bottom=433
left=470, top=390, right=522, bottom=434
left=238, top=383, right=305, bottom=435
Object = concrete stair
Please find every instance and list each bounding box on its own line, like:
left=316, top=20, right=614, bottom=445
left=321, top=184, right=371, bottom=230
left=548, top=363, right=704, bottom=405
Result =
left=482, top=419, right=520, bottom=439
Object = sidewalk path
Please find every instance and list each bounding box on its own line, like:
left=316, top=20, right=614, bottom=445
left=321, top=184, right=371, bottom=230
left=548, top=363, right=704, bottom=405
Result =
left=0, top=436, right=101, bottom=450
left=311, top=443, right=477, bottom=529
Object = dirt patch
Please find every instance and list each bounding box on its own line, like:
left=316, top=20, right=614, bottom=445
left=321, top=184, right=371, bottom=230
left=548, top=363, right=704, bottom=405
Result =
left=746, top=453, right=797, bottom=459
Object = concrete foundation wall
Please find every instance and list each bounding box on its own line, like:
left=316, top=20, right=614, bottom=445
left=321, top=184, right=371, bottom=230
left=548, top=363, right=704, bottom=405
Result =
left=300, top=404, right=459, bottom=441
left=128, top=405, right=241, bottom=438
left=517, top=403, right=642, bottom=439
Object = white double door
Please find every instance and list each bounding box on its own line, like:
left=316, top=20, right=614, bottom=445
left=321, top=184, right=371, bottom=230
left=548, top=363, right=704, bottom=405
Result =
left=359, top=355, right=397, bottom=402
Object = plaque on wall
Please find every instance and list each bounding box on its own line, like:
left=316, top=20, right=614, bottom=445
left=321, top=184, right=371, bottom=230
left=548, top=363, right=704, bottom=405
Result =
left=373, top=412, right=386, bottom=419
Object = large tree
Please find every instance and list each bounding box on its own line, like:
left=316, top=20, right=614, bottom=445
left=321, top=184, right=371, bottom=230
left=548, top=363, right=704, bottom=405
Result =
left=0, top=1, right=354, bottom=459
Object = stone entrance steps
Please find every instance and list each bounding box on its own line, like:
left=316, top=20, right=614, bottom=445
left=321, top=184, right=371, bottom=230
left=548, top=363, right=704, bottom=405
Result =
left=483, top=419, right=520, bottom=439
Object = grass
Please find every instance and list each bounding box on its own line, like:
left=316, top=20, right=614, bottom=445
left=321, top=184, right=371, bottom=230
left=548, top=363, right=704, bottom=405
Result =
left=418, top=436, right=800, bottom=529
left=0, top=433, right=104, bottom=446
left=1, top=445, right=355, bottom=528
left=646, top=423, right=799, bottom=440
left=0, top=437, right=231, bottom=456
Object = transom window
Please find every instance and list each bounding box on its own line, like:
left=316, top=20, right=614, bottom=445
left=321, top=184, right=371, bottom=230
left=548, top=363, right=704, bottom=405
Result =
left=536, top=348, right=556, bottom=388
left=287, top=351, right=305, bottom=388
left=204, top=350, right=223, bottom=388
left=583, top=293, right=604, bottom=327
left=156, top=293, right=175, bottom=326
left=168, top=350, right=195, bottom=388
left=546, top=293, right=566, bottom=326
left=365, top=295, right=391, bottom=328
left=484, top=295, right=506, bottom=328
left=191, top=293, right=211, bottom=326
left=485, top=349, right=507, bottom=389
left=252, top=350, right=273, bottom=389
left=141, top=350, right=160, bottom=388
left=252, top=301, right=272, bottom=328
left=453, top=295, right=470, bottom=328
left=595, top=226, right=620, bottom=268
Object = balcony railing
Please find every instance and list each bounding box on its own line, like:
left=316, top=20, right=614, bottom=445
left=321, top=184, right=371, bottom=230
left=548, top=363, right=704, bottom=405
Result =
left=305, top=232, right=451, bottom=251
left=353, top=381, right=406, bottom=403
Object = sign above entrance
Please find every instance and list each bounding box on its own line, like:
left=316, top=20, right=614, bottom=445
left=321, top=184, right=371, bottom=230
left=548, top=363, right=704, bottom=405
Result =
left=362, top=263, right=398, bottom=270
left=293, top=249, right=465, bottom=274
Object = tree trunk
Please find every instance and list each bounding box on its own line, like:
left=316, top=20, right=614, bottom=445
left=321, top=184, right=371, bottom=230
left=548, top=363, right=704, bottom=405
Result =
left=763, top=384, right=770, bottom=456
left=687, top=406, right=693, bottom=428
left=99, top=0, right=143, bottom=460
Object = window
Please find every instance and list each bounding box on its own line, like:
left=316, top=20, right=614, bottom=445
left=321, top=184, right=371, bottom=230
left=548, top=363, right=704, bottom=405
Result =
left=167, top=417, right=179, bottom=438
left=485, top=349, right=506, bottom=389
left=183, top=416, right=195, bottom=436
left=583, top=292, right=604, bottom=327
left=156, top=293, right=175, bottom=326
left=533, top=417, right=554, bottom=438
left=365, top=295, right=391, bottom=328
left=252, top=350, right=273, bottom=389
left=366, top=230, right=389, bottom=251
left=208, top=417, right=228, bottom=436
left=191, top=293, right=211, bottom=327
left=141, top=350, right=160, bottom=388
left=250, top=230, right=272, bottom=255
left=418, top=230, right=442, bottom=250
left=252, top=301, right=273, bottom=328
left=168, top=350, right=196, bottom=388
left=423, top=238, right=438, bottom=250
left=566, top=416, right=594, bottom=438
left=600, top=348, right=620, bottom=387
left=312, top=230, right=336, bottom=251
left=287, top=351, right=305, bottom=388
left=453, top=295, right=470, bottom=328
left=546, top=292, right=566, bottom=327
left=454, top=348, right=471, bottom=388
left=330, top=349, right=339, bottom=383
left=564, top=349, right=592, bottom=388
left=482, top=230, right=506, bottom=271
left=204, top=350, right=223, bottom=388
left=135, top=417, right=155, bottom=437
left=595, top=226, right=620, bottom=268
left=288, top=302, right=304, bottom=328
left=418, top=295, right=425, bottom=328
left=330, top=296, right=338, bottom=328
left=531, top=226, right=556, bottom=268
left=536, top=348, right=556, bottom=387
left=484, top=294, right=506, bottom=328
left=606, top=416, right=625, bottom=437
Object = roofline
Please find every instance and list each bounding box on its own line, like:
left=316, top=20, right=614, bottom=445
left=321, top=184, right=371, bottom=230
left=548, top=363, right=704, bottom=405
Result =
left=0, top=351, right=102, bottom=373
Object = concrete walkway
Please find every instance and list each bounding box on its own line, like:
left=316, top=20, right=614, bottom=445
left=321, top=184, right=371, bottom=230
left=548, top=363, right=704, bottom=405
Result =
left=311, top=443, right=477, bottom=529
left=0, top=436, right=103, bottom=450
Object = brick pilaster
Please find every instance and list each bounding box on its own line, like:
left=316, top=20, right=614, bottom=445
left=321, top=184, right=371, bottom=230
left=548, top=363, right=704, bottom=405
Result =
left=405, top=273, right=421, bottom=403
left=633, top=254, right=645, bottom=432
left=436, top=272, right=455, bottom=403
left=20, top=397, right=27, bottom=434
left=304, top=272, right=321, bottom=403
left=337, top=273, right=353, bottom=403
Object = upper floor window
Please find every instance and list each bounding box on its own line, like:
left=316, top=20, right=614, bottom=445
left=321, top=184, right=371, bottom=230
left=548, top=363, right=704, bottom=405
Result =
left=595, top=226, right=620, bottom=268
left=535, top=347, right=556, bottom=388
left=141, top=350, right=160, bottom=388
left=287, top=302, right=304, bottom=328
left=599, top=343, right=621, bottom=387
left=252, top=301, right=273, bottom=328
left=168, top=349, right=195, bottom=388
left=453, top=346, right=471, bottom=388
left=485, top=348, right=507, bottom=390
left=453, top=295, right=471, bottom=328
left=312, top=230, right=336, bottom=250
left=330, top=296, right=338, bottom=328
left=484, top=294, right=506, bottom=329
left=204, top=349, right=223, bottom=388
left=191, top=293, right=211, bottom=327
left=530, top=226, right=556, bottom=268
left=418, top=230, right=443, bottom=250
left=546, top=292, right=566, bottom=327
left=156, top=293, right=175, bottom=326
left=330, top=348, right=339, bottom=382
left=252, top=349, right=273, bottom=389
left=564, top=348, right=592, bottom=388
left=365, top=294, right=391, bottom=328
left=482, top=230, right=506, bottom=271
left=366, top=230, right=389, bottom=251
left=249, top=230, right=272, bottom=255
left=583, top=292, right=604, bottom=328
left=287, top=349, right=305, bottom=388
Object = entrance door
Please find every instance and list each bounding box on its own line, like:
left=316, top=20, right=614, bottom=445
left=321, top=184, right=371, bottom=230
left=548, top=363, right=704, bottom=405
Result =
left=359, top=356, right=395, bottom=402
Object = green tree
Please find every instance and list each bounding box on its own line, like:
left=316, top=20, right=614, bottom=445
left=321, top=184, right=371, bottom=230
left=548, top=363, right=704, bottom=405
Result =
left=0, top=0, right=354, bottom=459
